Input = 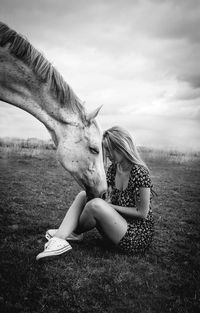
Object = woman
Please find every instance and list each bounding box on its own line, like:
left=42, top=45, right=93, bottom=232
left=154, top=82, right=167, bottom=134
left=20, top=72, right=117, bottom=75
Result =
left=36, top=126, right=155, bottom=260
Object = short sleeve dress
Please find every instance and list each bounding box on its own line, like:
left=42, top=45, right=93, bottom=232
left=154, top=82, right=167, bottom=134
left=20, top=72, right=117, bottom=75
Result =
left=106, top=163, right=154, bottom=253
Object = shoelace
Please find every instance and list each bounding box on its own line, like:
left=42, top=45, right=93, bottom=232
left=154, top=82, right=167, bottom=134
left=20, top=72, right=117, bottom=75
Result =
left=44, top=238, right=65, bottom=250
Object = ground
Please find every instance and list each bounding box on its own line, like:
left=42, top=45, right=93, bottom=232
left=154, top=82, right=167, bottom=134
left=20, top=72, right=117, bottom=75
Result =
left=0, top=146, right=199, bottom=313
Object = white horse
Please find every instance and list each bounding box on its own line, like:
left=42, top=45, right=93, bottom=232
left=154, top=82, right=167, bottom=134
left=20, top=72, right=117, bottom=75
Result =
left=0, top=22, right=107, bottom=198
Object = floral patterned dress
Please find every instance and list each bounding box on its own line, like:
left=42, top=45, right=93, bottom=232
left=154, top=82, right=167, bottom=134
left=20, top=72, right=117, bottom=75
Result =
left=106, top=163, right=155, bottom=253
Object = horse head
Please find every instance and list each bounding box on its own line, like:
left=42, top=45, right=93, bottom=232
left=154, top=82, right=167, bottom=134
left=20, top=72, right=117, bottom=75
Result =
left=54, top=106, right=107, bottom=199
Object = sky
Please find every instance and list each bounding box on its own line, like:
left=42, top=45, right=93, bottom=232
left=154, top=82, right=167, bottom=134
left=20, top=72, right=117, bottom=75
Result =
left=0, top=0, right=200, bottom=150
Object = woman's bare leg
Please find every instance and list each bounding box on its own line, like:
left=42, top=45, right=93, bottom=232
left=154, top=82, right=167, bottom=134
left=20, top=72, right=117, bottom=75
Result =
left=36, top=196, right=128, bottom=261
left=77, top=198, right=128, bottom=244
left=54, top=191, right=87, bottom=240
left=36, top=191, right=90, bottom=261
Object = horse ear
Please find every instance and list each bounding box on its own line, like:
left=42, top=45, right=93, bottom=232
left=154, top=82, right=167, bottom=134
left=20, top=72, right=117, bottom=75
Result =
left=87, top=105, right=103, bottom=123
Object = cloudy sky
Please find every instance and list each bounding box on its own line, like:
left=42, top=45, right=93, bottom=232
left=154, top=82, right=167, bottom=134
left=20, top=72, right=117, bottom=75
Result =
left=0, top=0, right=200, bottom=150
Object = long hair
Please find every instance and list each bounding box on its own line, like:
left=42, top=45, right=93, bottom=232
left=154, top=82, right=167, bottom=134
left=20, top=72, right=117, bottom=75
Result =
left=103, top=126, right=148, bottom=170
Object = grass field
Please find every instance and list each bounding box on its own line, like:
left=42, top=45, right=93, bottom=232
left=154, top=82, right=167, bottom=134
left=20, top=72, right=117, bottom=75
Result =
left=0, top=142, right=200, bottom=313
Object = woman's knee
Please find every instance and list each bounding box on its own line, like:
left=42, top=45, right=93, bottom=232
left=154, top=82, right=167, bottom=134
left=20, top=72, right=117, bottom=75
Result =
left=76, top=190, right=87, bottom=201
left=84, top=198, right=105, bottom=215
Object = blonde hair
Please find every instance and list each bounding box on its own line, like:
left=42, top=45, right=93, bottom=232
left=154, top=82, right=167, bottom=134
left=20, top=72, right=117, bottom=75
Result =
left=103, top=126, right=148, bottom=170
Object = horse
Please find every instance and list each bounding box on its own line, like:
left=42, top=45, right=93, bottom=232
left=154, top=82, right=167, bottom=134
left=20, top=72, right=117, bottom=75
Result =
left=0, top=22, right=107, bottom=198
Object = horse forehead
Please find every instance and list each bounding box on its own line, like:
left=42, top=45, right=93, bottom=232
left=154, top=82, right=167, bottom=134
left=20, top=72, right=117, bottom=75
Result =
left=85, top=121, right=102, bottom=144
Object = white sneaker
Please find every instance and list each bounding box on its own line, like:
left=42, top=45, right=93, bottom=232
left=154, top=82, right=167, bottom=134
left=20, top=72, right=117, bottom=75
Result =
left=45, top=229, right=83, bottom=242
left=36, top=237, right=72, bottom=261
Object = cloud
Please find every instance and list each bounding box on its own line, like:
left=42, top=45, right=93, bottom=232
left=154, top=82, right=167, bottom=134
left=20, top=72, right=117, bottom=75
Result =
left=170, top=82, right=200, bottom=101
left=0, top=0, right=200, bottom=150
left=124, top=0, right=200, bottom=44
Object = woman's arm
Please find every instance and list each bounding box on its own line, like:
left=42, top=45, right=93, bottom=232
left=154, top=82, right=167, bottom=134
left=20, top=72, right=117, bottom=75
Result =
left=109, top=187, right=150, bottom=220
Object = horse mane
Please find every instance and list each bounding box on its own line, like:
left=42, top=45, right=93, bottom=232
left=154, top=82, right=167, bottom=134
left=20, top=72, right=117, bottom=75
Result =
left=0, top=22, right=86, bottom=121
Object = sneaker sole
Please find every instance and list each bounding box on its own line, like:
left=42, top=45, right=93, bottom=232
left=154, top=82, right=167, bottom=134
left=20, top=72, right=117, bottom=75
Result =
left=36, top=245, right=72, bottom=261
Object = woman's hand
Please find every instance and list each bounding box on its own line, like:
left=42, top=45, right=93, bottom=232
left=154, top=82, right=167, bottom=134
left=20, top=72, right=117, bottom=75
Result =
left=109, top=187, right=150, bottom=220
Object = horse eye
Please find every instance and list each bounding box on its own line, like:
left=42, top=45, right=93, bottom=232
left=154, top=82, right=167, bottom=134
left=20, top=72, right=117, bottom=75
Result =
left=89, top=147, right=99, bottom=155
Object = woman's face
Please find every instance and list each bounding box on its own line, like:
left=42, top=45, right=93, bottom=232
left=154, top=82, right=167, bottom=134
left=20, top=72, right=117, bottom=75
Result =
left=104, top=147, right=123, bottom=164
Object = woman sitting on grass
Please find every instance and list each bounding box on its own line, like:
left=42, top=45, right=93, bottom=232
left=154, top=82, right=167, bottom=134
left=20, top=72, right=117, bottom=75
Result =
left=36, top=126, right=155, bottom=260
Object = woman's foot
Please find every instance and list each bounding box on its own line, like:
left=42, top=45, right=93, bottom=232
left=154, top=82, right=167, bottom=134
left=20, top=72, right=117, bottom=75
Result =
left=36, top=237, right=72, bottom=261
left=45, top=229, right=83, bottom=242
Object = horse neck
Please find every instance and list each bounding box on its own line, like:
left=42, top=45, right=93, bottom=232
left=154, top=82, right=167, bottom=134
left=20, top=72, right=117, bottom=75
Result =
left=0, top=46, right=84, bottom=143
